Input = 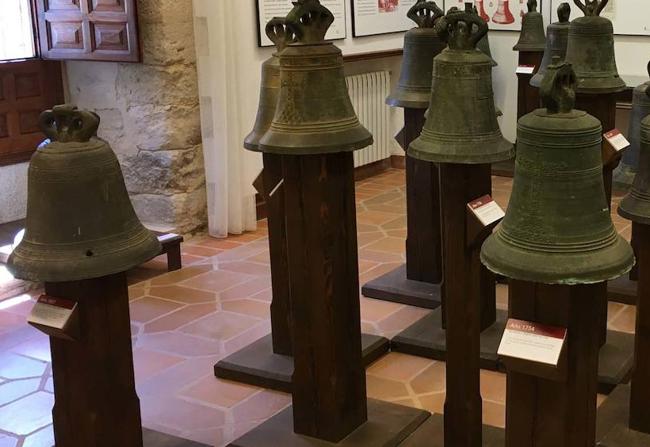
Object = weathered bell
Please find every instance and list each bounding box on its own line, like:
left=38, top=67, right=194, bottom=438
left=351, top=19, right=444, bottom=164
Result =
left=530, top=2, right=571, bottom=87
left=618, top=83, right=650, bottom=224
left=513, top=0, right=546, bottom=52
left=244, top=18, right=294, bottom=151
left=386, top=0, right=445, bottom=109
left=409, top=9, right=513, bottom=164
left=472, top=5, right=498, bottom=67
left=481, top=61, right=634, bottom=284
left=8, top=105, right=161, bottom=282
left=614, top=63, right=650, bottom=188
left=259, top=0, right=372, bottom=154
left=564, top=0, right=625, bottom=93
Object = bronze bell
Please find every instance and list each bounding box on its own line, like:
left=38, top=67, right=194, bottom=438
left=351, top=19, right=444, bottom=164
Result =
left=618, top=82, right=650, bottom=223
left=8, top=105, right=161, bottom=282
left=259, top=0, right=373, bottom=154
left=466, top=4, right=498, bottom=67
left=386, top=0, right=445, bottom=109
left=409, top=9, right=513, bottom=164
left=244, top=18, right=294, bottom=151
left=530, top=2, right=571, bottom=88
left=615, top=62, right=650, bottom=188
left=481, top=61, right=634, bottom=284
left=564, top=0, right=625, bottom=93
left=513, top=0, right=546, bottom=52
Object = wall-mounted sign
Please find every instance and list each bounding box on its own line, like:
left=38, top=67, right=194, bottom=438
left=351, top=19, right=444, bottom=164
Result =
left=445, top=0, right=546, bottom=31
left=351, top=0, right=420, bottom=37
left=256, top=0, right=347, bottom=47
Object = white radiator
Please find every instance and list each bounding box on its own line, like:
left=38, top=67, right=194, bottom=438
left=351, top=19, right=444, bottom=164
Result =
left=345, top=71, right=392, bottom=168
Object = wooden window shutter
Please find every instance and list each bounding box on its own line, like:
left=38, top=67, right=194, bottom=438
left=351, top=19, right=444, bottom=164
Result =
left=34, top=0, right=141, bottom=62
left=0, top=60, right=65, bottom=166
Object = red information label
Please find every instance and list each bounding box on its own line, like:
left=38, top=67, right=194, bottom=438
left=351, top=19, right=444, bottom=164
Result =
left=506, top=318, right=566, bottom=339
left=604, top=129, right=630, bottom=152
left=468, top=195, right=505, bottom=227
left=37, top=295, right=76, bottom=310
left=499, top=318, right=567, bottom=366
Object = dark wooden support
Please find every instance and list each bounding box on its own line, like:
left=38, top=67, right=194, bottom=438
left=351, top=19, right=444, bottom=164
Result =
left=506, top=280, right=603, bottom=447
left=361, top=108, right=442, bottom=309
left=516, top=51, right=544, bottom=120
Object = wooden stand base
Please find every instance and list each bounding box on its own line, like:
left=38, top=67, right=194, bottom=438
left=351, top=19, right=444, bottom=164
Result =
left=400, top=414, right=504, bottom=447
left=607, top=276, right=637, bottom=305
left=214, top=333, right=389, bottom=392
left=143, top=429, right=210, bottom=447
left=228, top=399, right=429, bottom=447
left=492, top=160, right=515, bottom=178
left=361, top=264, right=442, bottom=309
left=390, top=308, right=508, bottom=371
left=599, top=330, right=635, bottom=393
left=597, top=386, right=650, bottom=447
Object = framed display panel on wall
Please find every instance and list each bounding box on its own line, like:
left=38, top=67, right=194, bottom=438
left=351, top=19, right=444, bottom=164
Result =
left=550, top=0, right=650, bottom=36
left=256, top=0, right=347, bottom=47
left=444, top=0, right=548, bottom=31
left=351, top=0, right=421, bottom=37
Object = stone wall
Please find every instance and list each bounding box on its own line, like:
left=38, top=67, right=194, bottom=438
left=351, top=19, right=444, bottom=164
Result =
left=66, top=0, right=206, bottom=234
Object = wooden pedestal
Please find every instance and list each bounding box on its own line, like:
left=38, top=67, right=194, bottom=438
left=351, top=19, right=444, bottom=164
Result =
left=215, top=153, right=389, bottom=392
left=516, top=51, right=544, bottom=120
left=362, top=108, right=443, bottom=309
left=506, top=280, right=603, bottom=447
left=44, top=273, right=205, bottom=447
left=400, top=414, right=505, bottom=447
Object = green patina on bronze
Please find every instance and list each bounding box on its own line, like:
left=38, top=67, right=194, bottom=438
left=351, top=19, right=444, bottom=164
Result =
left=8, top=105, right=161, bottom=283
left=408, top=9, right=513, bottom=164
left=481, top=61, right=634, bottom=285
left=386, top=0, right=445, bottom=109
left=530, top=2, right=571, bottom=88
left=619, top=77, right=650, bottom=225
left=259, top=0, right=373, bottom=155
left=513, top=0, right=547, bottom=52
left=244, top=18, right=295, bottom=152
left=564, top=0, right=625, bottom=93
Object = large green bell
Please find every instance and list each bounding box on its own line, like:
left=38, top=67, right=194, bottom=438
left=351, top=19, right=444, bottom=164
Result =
left=618, top=83, right=650, bottom=224
left=530, top=2, right=571, bottom=88
left=244, top=18, right=294, bottom=151
left=481, top=61, right=634, bottom=284
left=513, top=0, right=546, bottom=52
left=386, top=0, right=445, bottom=109
left=8, top=105, right=161, bottom=282
left=564, top=0, right=625, bottom=94
left=409, top=9, right=513, bottom=164
left=259, top=0, right=372, bottom=155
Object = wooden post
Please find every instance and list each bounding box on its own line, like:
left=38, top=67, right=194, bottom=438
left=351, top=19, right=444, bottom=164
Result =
left=45, top=273, right=143, bottom=447
left=516, top=52, right=544, bottom=120
left=439, top=163, right=492, bottom=447
left=506, top=280, right=602, bottom=447
left=283, top=152, right=367, bottom=442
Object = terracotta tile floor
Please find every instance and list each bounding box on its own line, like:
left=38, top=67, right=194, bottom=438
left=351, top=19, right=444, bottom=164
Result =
left=0, top=168, right=637, bottom=446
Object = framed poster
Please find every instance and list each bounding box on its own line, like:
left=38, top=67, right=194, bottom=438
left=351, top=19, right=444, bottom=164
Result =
left=444, top=0, right=546, bottom=31
left=550, top=0, right=650, bottom=36
left=256, top=0, right=347, bottom=47
left=351, top=0, right=421, bottom=37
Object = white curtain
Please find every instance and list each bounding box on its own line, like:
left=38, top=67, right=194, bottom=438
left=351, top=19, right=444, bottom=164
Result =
left=193, top=0, right=264, bottom=237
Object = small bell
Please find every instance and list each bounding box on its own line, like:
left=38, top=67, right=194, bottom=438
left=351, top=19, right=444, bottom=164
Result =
left=8, top=105, right=161, bottom=282
left=530, top=2, right=571, bottom=88
left=614, top=62, right=650, bottom=188
left=259, top=0, right=373, bottom=154
left=386, top=0, right=445, bottom=109
left=564, top=0, right=625, bottom=93
left=409, top=9, right=513, bottom=164
left=513, top=0, right=546, bottom=52
left=481, top=60, right=634, bottom=284
left=618, top=82, right=650, bottom=224
left=244, top=18, right=294, bottom=151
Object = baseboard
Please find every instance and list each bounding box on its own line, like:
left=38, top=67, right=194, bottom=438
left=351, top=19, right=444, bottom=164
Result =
left=391, top=154, right=405, bottom=169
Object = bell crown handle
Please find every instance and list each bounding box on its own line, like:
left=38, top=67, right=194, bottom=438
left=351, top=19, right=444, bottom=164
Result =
left=527, top=0, right=538, bottom=12
left=436, top=9, right=487, bottom=50
left=407, top=0, right=444, bottom=28
left=541, top=57, right=578, bottom=114
left=39, top=104, right=100, bottom=143
left=265, top=17, right=296, bottom=52
left=285, top=0, right=334, bottom=44
left=557, top=2, right=571, bottom=22
left=573, top=0, right=608, bottom=16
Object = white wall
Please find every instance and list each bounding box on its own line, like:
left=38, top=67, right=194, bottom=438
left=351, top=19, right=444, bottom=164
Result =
left=0, top=162, right=28, bottom=224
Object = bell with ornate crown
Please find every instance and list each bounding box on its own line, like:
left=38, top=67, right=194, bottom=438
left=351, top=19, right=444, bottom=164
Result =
left=8, top=105, right=161, bottom=282
left=481, top=60, right=634, bottom=284
left=530, top=2, right=571, bottom=87
left=409, top=9, right=513, bottom=164
left=513, top=0, right=546, bottom=52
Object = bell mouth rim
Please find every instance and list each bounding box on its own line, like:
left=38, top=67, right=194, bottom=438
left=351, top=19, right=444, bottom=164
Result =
left=512, top=44, right=546, bottom=52
left=386, top=92, right=430, bottom=109
left=408, top=137, right=514, bottom=165
left=618, top=197, right=650, bottom=226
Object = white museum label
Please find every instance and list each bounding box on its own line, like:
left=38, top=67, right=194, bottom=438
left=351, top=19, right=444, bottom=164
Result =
left=516, top=65, right=536, bottom=75
left=604, top=129, right=630, bottom=152
left=28, top=295, right=77, bottom=331
left=498, top=318, right=567, bottom=366
left=158, top=233, right=179, bottom=242
left=468, top=195, right=505, bottom=227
